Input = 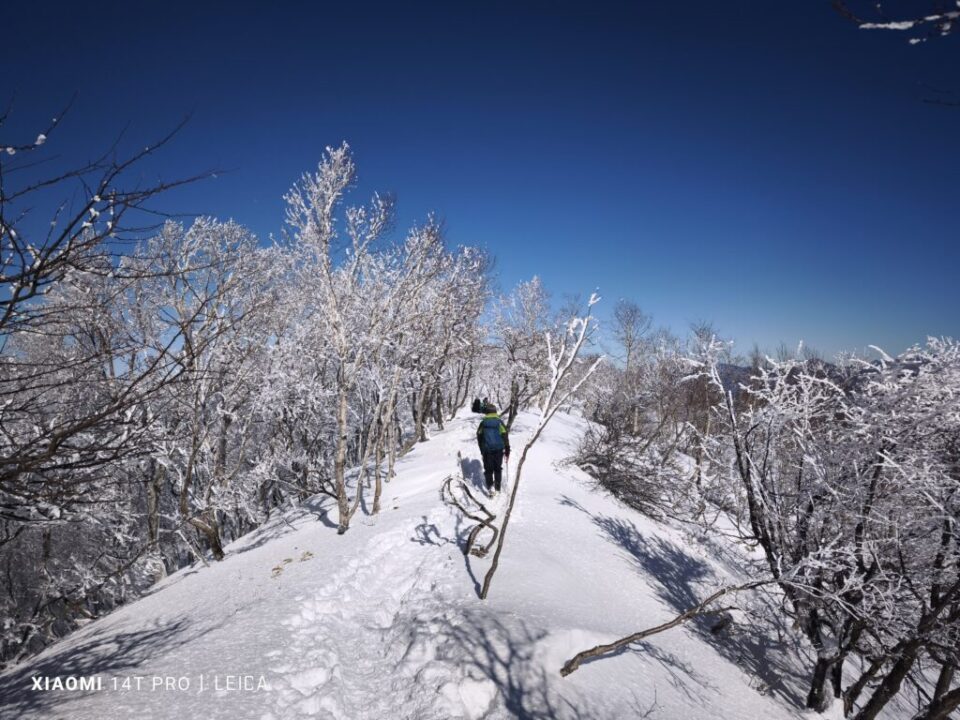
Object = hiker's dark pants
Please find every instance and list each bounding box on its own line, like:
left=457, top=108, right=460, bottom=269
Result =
left=481, top=450, right=504, bottom=491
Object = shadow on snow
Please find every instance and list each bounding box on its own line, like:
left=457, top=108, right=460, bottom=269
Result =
left=398, top=607, right=654, bottom=720
left=558, top=494, right=810, bottom=709
left=0, top=617, right=198, bottom=718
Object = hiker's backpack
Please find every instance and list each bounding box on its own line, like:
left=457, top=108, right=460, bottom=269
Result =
left=479, top=416, right=505, bottom=451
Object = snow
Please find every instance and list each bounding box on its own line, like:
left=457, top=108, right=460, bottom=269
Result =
left=859, top=9, right=960, bottom=32
left=860, top=20, right=917, bottom=30
left=1, top=409, right=830, bottom=719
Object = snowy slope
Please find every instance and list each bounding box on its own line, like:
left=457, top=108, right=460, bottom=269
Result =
left=1, top=409, right=828, bottom=720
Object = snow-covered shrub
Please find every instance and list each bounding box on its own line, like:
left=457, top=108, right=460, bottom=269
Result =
left=699, top=337, right=960, bottom=719
left=575, top=397, right=677, bottom=518
left=574, top=325, right=730, bottom=520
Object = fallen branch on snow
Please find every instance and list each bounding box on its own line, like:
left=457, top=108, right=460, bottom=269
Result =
left=441, top=458, right=499, bottom=558
left=559, top=579, right=772, bottom=677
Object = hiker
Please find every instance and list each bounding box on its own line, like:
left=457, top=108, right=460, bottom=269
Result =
left=476, top=402, right=510, bottom=493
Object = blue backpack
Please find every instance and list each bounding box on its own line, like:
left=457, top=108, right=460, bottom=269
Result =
left=479, top=416, right=505, bottom=451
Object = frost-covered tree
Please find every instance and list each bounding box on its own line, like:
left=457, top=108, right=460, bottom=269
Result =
left=0, top=109, right=203, bottom=526
left=0, top=130, right=489, bottom=664
left=573, top=334, right=959, bottom=719
left=613, top=298, right=652, bottom=371
left=130, top=219, right=272, bottom=561
left=0, top=109, right=213, bottom=663
left=279, top=143, right=400, bottom=534
left=486, top=276, right=552, bottom=428
left=273, top=143, right=488, bottom=534
left=696, top=337, right=960, bottom=718
left=0, top=111, right=499, bottom=671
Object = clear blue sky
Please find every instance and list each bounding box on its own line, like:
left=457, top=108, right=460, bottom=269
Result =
left=3, top=1, right=957, bottom=359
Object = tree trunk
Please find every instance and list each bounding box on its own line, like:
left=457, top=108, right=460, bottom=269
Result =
left=371, top=396, right=389, bottom=513
left=373, top=423, right=384, bottom=514
left=147, top=461, right=163, bottom=546
left=912, top=687, right=960, bottom=720
left=215, top=413, right=231, bottom=484
left=933, top=662, right=955, bottom=703
left=415, top=382, right=431, bottom=442
left=853, top=643, right=920, bottom=720
left=830, top=657, right=844, bottom=701
left=693, top=413, right=711, bottom=497
left=434, top=385, right=444, bottom=430
left=146, top=461, right=166, bottom=577
left=188, top=515, right=224, bottom=561
left=506, top=377, right=520, bottom=429
left=335, top=382, right=351, bottom=534
left=449, top=359, right=473, bottom=419
left=349, top=401, right=385, bottom=521
left=844, top=655, right=885, bottom=715
left=807, top=656, right=837, bottom=712
left=387, top=407, right=398, bottom=480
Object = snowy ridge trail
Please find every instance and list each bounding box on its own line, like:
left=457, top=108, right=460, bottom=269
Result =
left=0, top=409, right=843, bottom=720
left=265, top=416, right=554, bottom=720
left=267, top=509, right=467, bottom=719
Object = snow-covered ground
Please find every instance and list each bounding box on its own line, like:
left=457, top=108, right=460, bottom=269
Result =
left=1, top=409, right=836, bottom=720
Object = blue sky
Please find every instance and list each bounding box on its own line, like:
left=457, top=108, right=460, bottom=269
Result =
left=2, top=1, right=957, bottom=359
